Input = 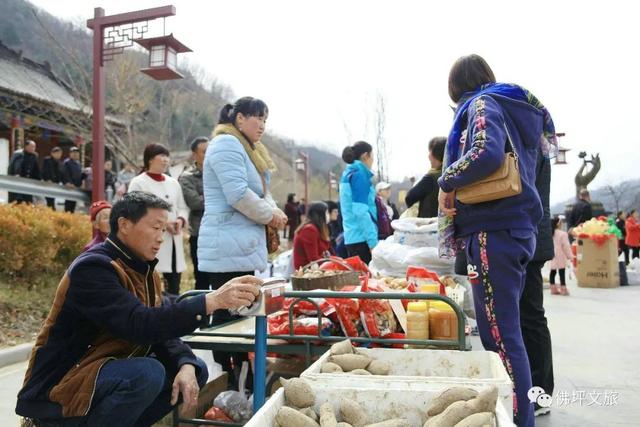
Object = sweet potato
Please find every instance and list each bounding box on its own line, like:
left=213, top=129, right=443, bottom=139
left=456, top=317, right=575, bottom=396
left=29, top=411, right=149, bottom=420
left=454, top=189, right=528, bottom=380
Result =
left=469, top=387, right=498, bottom=413
left=300, top=407, right=319, bottom=422
left=340, top=397, right=368, bottom=427
left=331, top=339, right=354, bottom=355
left=423, top=387, right=498, bottom=427
left=364, top=419, right=412, bottom=427
left=454, top=412, right=496, bottom=427
left=330, top=354, right=372, bottom=372
left=349, top=369, right=372, bottom=375
left=321, top=362, right=344, bottom=373
left=365, top=360, right=391, bottom=376
left=276, top=406, right=320, bottom=427
left=280, top=377, right=316, bottom=409
left=426, top=387, right=479, bottom=416
left=319, top=402, right=339, bottom=427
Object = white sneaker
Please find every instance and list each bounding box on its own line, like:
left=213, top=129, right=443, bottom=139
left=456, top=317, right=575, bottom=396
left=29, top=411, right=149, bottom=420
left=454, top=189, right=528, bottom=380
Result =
left=534, top=406, right=551, bottom=417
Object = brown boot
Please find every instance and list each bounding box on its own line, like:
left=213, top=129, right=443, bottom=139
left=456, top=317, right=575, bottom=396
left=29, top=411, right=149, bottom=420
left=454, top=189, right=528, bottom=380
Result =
left=550, top=284, right=560, bottom=295
left=560, top=286, right=570, bottom=296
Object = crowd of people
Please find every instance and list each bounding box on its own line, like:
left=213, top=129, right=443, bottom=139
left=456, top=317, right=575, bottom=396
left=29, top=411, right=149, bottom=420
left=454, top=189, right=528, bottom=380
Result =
left=7, top=139, right=140, bottom=213
left=10, top=53, right=640, bottom=427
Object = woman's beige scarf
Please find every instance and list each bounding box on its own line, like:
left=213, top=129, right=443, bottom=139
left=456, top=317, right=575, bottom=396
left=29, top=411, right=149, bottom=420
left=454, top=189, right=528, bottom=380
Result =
left=212, top=124, right=277, bottom=175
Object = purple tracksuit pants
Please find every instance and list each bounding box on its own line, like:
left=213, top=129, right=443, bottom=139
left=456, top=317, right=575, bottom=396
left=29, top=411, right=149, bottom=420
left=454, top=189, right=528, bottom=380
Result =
left=465, top=229, right=536, bottom=427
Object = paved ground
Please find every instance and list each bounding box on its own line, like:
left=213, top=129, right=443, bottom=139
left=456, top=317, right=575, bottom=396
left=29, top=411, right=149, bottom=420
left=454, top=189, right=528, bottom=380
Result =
left=1, top=280, right=638, bottom=426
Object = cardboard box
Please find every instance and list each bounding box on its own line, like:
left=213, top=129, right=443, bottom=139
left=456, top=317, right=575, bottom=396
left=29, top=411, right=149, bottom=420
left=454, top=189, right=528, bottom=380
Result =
left=576, top=237, right=619, bottom=288
left=177, top=372, right=228, bottom=427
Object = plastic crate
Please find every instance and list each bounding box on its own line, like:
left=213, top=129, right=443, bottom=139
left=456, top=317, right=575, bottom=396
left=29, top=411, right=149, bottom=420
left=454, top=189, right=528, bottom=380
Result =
left=301, top=347, right=514, bottom=416
left=245, top=383, right=514, bottom=426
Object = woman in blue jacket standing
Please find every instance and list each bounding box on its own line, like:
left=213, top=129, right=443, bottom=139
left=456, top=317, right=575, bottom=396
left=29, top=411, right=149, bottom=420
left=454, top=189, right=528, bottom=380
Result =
left=438, top=55, right=557, bottom=427
left=339, top=141, right=377, bottom=264
left=198, top=97, right=287, bottom=389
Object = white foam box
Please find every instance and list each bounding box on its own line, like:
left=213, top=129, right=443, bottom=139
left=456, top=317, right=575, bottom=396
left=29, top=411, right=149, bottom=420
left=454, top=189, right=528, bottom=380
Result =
left=301, top=347, right=513, bottom=416
left=246, top=384, right=514, bottom=427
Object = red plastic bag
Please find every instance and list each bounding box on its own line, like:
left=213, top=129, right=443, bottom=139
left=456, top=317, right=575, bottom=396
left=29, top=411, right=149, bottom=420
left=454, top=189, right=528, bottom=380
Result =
left=358, top=277, right=398, bottom=337
left=320, top=256, right=370, bottom=276
left=268, top=311, right=333, bottom=336
left=325, top=295, right=363, bottom=337
left=203, top=406, right=233, bottom=422
left=406, top=266, right=445, bottom=295
left=282, top=297, right=334, bottom=316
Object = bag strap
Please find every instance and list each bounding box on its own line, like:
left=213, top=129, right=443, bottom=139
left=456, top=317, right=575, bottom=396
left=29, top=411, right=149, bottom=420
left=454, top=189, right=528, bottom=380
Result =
left=503, top=122, right=519, bottom=161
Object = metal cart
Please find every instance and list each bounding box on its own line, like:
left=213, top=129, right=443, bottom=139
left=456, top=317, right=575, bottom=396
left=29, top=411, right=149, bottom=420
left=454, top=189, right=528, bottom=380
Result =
left=173, top=288, right=469, bottom=426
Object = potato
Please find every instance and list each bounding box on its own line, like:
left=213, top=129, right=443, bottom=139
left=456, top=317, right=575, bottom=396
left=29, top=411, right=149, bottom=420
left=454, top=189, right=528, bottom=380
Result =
left=424, top=387, right=498, bottom=427
left=331, top=339, right=354, bottom=356
left=280, top=377, right=316, bottom=409
left=364, top=419, right=412, bottom=427
left=330, top=354, right=372, bottom=372
left=426, top=387, right=479, bottom=416
left=321, top=362, right=344, bottom=373
left=365, top=360, right=391, bottom=376
left=300, top=407, right=319, bottom=422
left=276, top=406, right=320, bottom=427
left=340, top=397, right=368, bottom=427
left=349, top=369, right=372, bottom=375
left=337, top=424, right=353, bottom=427
left=454, top=412, right=496, bottom=427
left=319, top=402, right=339, bottom=427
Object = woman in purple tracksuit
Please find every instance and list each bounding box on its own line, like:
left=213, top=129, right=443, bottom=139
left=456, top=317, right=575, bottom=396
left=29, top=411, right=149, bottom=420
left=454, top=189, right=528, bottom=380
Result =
left=438, top=55, right=558, bottom=427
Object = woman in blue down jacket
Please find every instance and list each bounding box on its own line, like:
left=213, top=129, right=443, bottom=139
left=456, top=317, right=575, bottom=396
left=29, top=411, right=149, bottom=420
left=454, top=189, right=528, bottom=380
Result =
left=198, top=97, right=287, bottom=389
left=339, top=141, right=377, bottom=264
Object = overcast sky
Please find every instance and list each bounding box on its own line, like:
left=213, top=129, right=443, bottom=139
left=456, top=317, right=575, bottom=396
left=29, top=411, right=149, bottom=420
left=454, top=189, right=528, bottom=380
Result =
left=29, top=0, right=640, bottom=204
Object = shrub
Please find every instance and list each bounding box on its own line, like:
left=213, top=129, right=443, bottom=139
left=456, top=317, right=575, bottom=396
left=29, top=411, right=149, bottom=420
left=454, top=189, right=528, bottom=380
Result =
left=0, top=204, right=92, bottom=284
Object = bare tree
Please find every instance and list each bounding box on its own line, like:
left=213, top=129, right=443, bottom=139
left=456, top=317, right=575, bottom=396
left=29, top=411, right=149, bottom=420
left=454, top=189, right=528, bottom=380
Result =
left=374, top=92, right=388, bottom=182
left=603, top=181, right=631, bottom=213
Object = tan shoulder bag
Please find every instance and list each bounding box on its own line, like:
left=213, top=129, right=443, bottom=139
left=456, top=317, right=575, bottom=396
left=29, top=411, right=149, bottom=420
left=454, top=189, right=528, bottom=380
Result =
left=456, top=123, right=522, bottom=204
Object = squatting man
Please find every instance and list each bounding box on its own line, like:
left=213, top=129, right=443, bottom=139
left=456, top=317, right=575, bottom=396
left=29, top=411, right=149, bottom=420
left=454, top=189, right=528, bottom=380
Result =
left=16, top=191, right=263, bottom=427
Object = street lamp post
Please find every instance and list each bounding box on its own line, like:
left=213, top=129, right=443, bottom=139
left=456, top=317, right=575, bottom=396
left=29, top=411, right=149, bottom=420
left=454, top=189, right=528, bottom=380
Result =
left=87, top=5, right=190, bottom=202
left=295, top=152, right=309, bottom=214
left=328, top=171, right=337, bottom=200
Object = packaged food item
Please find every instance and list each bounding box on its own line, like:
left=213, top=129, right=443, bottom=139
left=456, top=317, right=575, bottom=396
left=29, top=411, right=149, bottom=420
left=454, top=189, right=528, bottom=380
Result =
left=268, top=311, right=334, bottom=336
left=359, top=277, right=398, bottom=338
left=406, top=301, right=429, bottom=347
left=429, top=301, right=458, bottom=341
left=325, top=295, right=363, bottom=337
left=406, top=266, right=445, bottom=295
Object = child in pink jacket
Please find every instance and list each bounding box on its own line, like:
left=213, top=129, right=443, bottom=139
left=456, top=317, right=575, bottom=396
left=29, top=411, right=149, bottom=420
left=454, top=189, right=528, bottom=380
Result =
left=548, top=216, right=573, bottom=295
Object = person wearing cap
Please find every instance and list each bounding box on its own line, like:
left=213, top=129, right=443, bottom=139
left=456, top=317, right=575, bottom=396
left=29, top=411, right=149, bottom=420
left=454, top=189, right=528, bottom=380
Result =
left=375, top=181, right=399, bottom=221
left=62, top=147, right=85, bottom=213
left=42, top=146, right=64, bottom=210
left=84, top=201, right=112, bottom=252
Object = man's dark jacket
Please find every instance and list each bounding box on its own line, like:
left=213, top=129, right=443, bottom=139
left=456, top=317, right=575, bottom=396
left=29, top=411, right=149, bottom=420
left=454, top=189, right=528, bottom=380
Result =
left=42, top=156, right=63, bottom=183
left=9, top=150, right=40, bottom=180
left=568, top=199, right=593, bottom=230
left=532, top=148, right=554, bottom=262
left=62, top=158, right=83, bottom=187
left=16, top=236, right=207, bottom=419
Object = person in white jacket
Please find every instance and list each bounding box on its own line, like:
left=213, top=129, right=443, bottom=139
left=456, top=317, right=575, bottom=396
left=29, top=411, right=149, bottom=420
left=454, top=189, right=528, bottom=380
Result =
left=128, top=143, right=189, bottom=295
